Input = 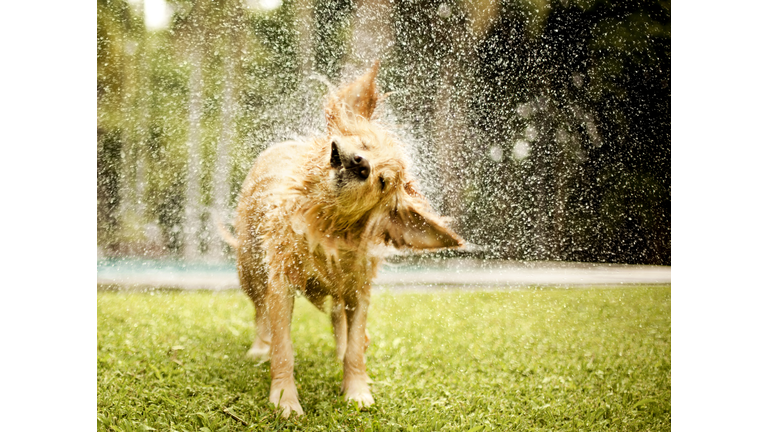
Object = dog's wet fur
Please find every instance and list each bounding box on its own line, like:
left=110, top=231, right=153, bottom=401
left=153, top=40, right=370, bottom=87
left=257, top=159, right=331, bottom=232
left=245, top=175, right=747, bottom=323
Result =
left=228, top=62, right=463, bottom=417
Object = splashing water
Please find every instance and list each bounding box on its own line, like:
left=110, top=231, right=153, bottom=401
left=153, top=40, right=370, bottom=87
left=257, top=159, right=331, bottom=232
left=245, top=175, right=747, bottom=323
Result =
left=98, top=0, right=670, bottom=266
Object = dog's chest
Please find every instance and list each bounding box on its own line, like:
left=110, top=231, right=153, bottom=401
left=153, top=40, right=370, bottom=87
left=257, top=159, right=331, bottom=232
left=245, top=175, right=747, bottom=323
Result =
left=300, top=242, right=376, bottom=293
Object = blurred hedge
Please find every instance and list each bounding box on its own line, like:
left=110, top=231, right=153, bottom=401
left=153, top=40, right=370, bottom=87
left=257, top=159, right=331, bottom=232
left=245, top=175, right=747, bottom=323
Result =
left=97, top=0, right=670, bottom=265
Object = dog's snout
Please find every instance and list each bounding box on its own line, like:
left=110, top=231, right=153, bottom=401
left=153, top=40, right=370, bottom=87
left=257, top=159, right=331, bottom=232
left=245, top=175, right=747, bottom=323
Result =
left=330, top=140, right=370, bottom=181
left=350, top=155, right=370, bottom=180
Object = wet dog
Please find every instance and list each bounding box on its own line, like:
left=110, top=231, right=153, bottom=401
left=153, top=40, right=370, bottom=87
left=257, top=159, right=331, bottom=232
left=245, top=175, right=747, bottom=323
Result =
left=229, top=62, right=462, bottom=417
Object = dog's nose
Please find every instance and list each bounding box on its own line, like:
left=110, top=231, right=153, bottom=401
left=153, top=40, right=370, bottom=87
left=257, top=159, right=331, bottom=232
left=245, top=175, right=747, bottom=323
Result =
left=349, top=155, right=370, bottom=180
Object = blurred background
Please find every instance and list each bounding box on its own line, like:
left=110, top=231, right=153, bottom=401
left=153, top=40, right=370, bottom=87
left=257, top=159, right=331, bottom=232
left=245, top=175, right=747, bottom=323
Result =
left=97, top=0, right=670, bottom=267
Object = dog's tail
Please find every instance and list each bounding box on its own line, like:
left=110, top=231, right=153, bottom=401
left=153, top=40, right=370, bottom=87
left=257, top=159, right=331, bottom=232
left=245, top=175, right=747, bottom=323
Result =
left=213, top=212, right=239, bottom=249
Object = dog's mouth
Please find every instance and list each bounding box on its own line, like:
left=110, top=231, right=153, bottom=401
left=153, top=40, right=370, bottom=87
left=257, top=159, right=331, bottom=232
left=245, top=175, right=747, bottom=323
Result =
left=331, top=140, right=370, bottom=182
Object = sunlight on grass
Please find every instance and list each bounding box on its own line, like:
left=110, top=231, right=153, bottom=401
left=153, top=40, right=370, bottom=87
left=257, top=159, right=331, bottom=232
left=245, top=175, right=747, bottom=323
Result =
left=98, top=286, right=670, bottom=431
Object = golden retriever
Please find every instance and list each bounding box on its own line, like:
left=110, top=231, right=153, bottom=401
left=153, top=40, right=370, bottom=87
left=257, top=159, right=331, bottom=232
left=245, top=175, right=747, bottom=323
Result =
left=228, top=62, right=463, bottom=417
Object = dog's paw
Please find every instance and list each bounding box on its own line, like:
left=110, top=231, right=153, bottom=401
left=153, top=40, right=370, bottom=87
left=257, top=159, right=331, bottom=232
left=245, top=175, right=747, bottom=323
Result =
left=245, top=340, right=271, bottom=363
left=269, top=385, right=304, bottom=418
left=343, top=379, right=374, bottom=408
left=275, top=399, right=304, bottom=418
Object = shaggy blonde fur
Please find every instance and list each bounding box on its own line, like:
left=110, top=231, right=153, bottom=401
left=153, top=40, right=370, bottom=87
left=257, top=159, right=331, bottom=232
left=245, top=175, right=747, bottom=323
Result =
left=230, top=62, right=463, bottom=417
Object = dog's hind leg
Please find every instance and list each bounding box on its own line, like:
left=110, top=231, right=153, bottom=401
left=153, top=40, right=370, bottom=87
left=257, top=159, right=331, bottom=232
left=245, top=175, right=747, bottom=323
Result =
left=305, top=280, right=350, bottom=362
left=331, top=297, right=347, bottom=362
left=246, top=298, right=272, bottom=363
left=333, top=297, right=371, bottom=366
left=239, top=254, right=272, bottom=363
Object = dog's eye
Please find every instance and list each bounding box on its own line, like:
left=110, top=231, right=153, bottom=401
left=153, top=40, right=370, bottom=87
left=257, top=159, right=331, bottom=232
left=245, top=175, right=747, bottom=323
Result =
left=379, top=175, right=386, bottom=190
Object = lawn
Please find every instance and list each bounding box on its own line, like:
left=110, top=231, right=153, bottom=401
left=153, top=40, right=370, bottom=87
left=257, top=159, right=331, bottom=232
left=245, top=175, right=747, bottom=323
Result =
left=97, top=286, right=671, bottom=431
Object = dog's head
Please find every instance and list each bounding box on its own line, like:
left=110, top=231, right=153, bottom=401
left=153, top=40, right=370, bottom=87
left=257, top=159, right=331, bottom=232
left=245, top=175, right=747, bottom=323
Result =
left=313, top=62, right=463, bottom=251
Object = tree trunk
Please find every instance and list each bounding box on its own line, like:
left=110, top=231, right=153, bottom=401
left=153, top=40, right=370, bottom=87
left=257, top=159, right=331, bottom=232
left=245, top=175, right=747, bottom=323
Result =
left=208, top=49, right=237, bottom=261
left=118, top=20, right=152, bottom=256
left=183, top=50, right=204, bottom=261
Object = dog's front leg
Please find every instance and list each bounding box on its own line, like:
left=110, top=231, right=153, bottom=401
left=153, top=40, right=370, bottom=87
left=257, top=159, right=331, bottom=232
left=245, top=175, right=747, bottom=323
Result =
left=342, top=286, right=374, bottom=407
left=266, top=273, right=304, bottom=417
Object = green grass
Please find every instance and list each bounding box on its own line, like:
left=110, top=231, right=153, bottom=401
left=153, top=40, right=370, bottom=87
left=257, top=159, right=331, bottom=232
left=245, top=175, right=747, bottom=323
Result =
left=98, top=286, right=670, bottom=431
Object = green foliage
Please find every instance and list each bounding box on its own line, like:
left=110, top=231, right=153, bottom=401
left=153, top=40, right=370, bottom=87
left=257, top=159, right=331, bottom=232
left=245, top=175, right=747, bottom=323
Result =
left=97, top=0, right=140, bottom=128
left=97, top=0, right=305, bottom=255
left=98, top=286, right=670, bottom=431
left=96, top=0, right=670, bottom=264
left=460, top=0, right=670, bottom=263
left=98, top=129, right=124, bottom=253
left=313, top=0, right=354, bottom=79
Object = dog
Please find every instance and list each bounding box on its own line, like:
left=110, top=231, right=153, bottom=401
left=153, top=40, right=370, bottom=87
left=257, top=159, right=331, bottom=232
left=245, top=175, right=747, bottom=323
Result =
left=228, top=62, right=463, bottom=417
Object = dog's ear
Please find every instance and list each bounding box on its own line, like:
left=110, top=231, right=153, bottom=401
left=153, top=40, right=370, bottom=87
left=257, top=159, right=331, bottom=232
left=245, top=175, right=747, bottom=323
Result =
left=381, top=190, right=463, bottom=250
left=326, top=61, right=380, bottom=131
